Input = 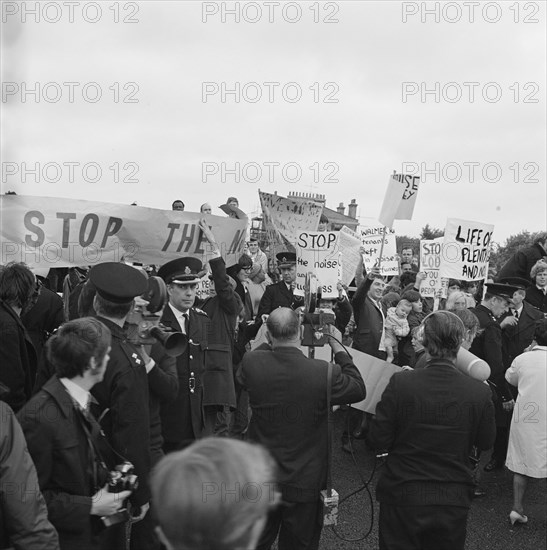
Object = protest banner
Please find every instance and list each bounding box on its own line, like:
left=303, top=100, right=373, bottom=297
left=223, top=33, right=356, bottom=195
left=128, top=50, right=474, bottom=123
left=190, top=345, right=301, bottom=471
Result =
left=294, top=231, right=340, bottom=299
left=338, top=226, right=362, bottom=287
left=440, top=218, right=494, bottom=281
left=419, top=237, right=447, bottom=299
left=0, top=195, right=247, bottom=268
left=359, top=224, right=398, bottom=276
left=259, top=190, right=323, bottom=249
left=378, top=173, right=421, bottom=228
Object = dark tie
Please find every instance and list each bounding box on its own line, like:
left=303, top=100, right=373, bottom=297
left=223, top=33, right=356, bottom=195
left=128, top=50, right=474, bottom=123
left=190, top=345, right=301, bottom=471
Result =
left=514, top=310, right=519, bottom=320
left=182, top=312, right=189, bottom=334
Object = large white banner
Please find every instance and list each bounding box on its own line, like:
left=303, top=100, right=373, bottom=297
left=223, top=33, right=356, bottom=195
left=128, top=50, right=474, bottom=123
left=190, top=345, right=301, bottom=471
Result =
left=1, top=195, right=247, bottom=268
left=440, top=218, right=494, bottom=281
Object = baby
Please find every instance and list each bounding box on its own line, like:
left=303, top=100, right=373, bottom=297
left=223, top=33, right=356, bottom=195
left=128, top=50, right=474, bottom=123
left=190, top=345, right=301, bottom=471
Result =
left=384, top=299, right=412, bottom=362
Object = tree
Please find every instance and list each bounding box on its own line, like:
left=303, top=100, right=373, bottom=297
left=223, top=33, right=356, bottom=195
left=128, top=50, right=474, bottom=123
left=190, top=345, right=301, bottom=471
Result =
left=420, top=224, right=444, bottom=240
left=490, top=230, right=547, bottom=273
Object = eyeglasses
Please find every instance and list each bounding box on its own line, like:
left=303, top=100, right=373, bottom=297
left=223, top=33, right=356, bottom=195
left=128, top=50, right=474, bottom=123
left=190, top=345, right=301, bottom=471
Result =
left=242, top=267, right=253, bottom=272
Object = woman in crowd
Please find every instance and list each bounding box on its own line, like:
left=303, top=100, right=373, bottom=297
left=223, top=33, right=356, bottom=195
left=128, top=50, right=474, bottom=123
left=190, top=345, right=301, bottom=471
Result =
left=505, top=319, right=547, bottom=525
left=525, top=260, right=547, bottom=314
left=445, top=291, right=469, bottom=312
left=152, top=437, right=278, bottom=550
left=17, top=318, right=132, bottom=550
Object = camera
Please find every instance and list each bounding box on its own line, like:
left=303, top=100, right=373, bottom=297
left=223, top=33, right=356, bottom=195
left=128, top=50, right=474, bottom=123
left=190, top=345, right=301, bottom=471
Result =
left=126, top=275, right=187, bottom=357
left=101, top=462, right=139, bottom=527
left=300, top=272, right=336, bottom=347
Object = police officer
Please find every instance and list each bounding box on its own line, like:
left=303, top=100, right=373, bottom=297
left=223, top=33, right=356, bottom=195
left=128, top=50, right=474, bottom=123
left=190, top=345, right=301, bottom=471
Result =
left=157, top=257, right=210, bottom=451
left=255, top=252, right=304, bottom=320
left=87, top=262, right=152, bottom=547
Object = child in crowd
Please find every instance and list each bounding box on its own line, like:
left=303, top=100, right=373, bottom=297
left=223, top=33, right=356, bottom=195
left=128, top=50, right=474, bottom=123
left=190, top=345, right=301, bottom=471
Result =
left=384, top=298, right=412, bottom=362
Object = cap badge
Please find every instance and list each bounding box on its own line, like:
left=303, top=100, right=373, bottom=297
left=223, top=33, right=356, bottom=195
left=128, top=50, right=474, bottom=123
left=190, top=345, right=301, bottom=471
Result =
left=184, top=266, right=191, bottom=274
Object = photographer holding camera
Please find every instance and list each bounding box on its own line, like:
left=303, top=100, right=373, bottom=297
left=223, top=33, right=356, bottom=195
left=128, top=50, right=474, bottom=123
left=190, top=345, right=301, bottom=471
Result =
left=17, top=317, right=133, bottom=550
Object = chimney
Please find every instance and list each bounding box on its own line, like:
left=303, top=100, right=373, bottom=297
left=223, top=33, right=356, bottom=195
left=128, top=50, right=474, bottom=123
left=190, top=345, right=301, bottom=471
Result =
left=337, top=202, right=345, bottom=215
left=348, top=199, right=357, bottom=219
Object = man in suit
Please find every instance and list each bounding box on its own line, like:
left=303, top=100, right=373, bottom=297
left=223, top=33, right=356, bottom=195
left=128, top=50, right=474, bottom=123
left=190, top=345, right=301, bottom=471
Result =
left=157, top=257, right=210, bottom=451
left=484, top=278, right=543, bottom=471
left=238, top=308, right=366, bottom=550
left=369, top=310, right=496, bottom=550
left=255, top=252, right=304, bottom=321
left=18, top=317, right=132, bottom=550
left=87, top=262, right=153, bottom=546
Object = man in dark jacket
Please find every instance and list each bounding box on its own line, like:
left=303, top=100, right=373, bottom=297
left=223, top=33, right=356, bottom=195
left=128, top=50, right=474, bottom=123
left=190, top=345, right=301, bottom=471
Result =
left=87, top=263, right=153, bottom=547
left=198, top=220, right=239, bottom=436
left=238, top=308, right=366, bottom=550
left=497, top=235, right=547, bottom=282
left=255, top=252, right=304, bottom=321
left=1, top=389, right=59, bottom=550
left=156, top=257, right=210, bottom=451
left=369, top=310, right=496, bottom=550
left=0, top=262, right=38, bottom=412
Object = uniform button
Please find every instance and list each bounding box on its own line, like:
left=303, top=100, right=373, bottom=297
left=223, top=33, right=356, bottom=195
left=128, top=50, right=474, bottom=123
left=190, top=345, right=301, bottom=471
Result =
left=190, top=355, right=193, bottom=360
left=190, top=371, right=194, bottom=376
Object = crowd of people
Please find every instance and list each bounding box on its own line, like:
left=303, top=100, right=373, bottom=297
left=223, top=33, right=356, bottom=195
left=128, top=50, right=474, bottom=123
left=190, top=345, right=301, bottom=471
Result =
left=0, top=222, right=546, bottom=549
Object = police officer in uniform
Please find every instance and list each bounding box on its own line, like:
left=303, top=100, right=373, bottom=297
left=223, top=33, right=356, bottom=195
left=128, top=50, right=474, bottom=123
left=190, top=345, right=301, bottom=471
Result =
left=88, top=262, right=153, bottom=547
left=157, top=257, right=210, bottom=451
left=255, top=252, right=304, bottom=320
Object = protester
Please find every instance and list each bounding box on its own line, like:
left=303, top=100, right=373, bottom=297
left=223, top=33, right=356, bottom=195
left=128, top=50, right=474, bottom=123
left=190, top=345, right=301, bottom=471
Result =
left=497, top=234, right=547, bottom=282
left=246, top=262, right=269, bottom=319
left=396, top=290, right=426, bottom=367
left=0, top=262, right=38, bottom=412
left=152, top=438, right=277, bottom=550
left=0, top=391, right=59, bottom=550
left=505, top=319, right=547, bottom=525
left=525, top=259, right=547, bottom=313
left=369, top=310, right=496, bottom=550
left=18, top=318, right=134, bottom=550
left=445, top=291, right=468, bottom=311
left=227, top=254, right=254, bottom=323
left=238, top=308, right=366, bottom=550
left=200, top=203, right=212, bottom=214
left=172, top=200, right=184, bottom=211
left=246, top=238, right=269, bottom=274
left=157, top=257, right=210, bottom=451
left=198, top=219, right=239, bottom=436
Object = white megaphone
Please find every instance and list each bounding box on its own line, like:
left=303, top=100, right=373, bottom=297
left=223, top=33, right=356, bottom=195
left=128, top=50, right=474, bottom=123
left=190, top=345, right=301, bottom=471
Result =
left=455, top=347, right=490, bottom=381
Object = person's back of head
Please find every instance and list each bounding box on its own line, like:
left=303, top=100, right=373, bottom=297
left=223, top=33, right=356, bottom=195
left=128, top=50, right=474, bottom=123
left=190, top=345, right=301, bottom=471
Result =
left=421, top=310, right=465, bottom=361
left=534, top=319, right=547, bottom=346
left=0, top=262, right=35, bottom=311
left=266, top=307, right=301, bottom=345
left=152, top=437, right=277, bottom=550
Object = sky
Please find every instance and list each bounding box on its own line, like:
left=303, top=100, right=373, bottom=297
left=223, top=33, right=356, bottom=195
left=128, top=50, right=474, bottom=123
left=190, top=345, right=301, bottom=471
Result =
left=2, top=0, right=546, bottom=244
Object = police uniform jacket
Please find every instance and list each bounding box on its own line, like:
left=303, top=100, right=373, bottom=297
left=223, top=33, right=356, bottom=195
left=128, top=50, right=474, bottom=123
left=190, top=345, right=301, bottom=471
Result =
left=255, top=280, right=304, bottom=320
left=238, top=346, right=366, bottom=502
left=469, top=304, right=511, bottom=402
left=501, top=302, right=543, bottom=369
left=0, top=300, right=37, bottom=412
left=90, top=317, right=151, bottom=507
left=18, top=376, right=111, bottom=550
left=199, top=257, right=238, bottom=409
left=158, top=304, right=209, bottom=447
